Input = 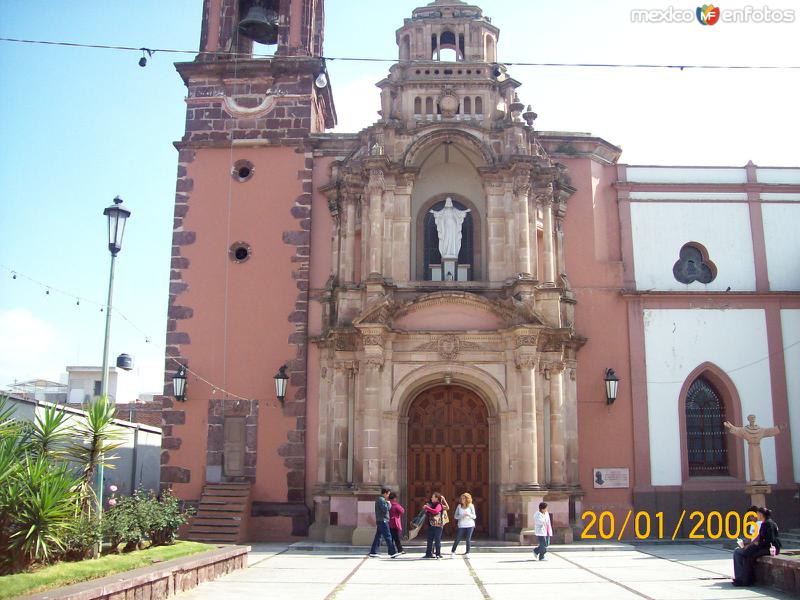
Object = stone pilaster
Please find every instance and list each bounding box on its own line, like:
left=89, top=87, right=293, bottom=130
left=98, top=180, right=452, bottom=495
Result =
left=341, top=194, right=357, bottom=284
left=547, top=361, right=567, bottom=486
left=514, top=335, right=540, bottom=487
left=367, top=168, right=384, bottom=277
left=358, top=329, right=386, bottom=485
left=513, top=171, right=532, bottom=276
left=540, top=193, right=556, bottom=284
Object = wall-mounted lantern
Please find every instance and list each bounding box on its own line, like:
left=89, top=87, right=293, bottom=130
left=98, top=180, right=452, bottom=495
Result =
left=173, top=365, right=187, bottom=402
left=604, top=368, right=619, bottom=405
left=274, top=365, right=289, bottom=405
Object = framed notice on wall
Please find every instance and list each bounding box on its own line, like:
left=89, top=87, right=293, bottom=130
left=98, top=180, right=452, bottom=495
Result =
left=593, top=468, right=630, bottom=489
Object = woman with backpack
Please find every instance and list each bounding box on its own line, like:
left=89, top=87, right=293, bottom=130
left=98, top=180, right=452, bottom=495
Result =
left=422, top=492, right=449, bottom=559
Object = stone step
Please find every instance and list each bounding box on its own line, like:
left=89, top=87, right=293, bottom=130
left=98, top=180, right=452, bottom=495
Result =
left=189, top=525, right=241, bottom=535
left=203, top=482, right=251, bottom=488
left=184, top=532, right=239, bottom=543
left=203, top=486, right=250, bottom=497
left=192, top=513, right=242, bottom=525
left=192, top=516, right=243, bottom=526
left=198, top=500, right=247, bottom=510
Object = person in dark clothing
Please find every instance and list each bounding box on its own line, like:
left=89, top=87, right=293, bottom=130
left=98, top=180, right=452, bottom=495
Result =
left=388, top=492, right=406, bottom=554
left=369, top=487, right=399, bottom=558
left=732, top=507, right=781, bottom=586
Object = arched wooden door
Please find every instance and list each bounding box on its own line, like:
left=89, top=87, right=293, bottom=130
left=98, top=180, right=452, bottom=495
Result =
left=407, top=386, right=489, bottom=536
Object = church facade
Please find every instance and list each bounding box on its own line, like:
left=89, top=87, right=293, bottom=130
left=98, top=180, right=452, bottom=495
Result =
left=160, top=0, right=800, bottom=542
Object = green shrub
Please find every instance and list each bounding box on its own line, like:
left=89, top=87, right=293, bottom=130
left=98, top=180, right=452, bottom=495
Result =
left=101, top=488, right=193, bottom=552
left=7, top=457, right=80, bottom=569
left=61, top=515, right=101, bottom=561
left=102, top=494, right=144, bottom=552
left=148, top=489, right=192, bottom=546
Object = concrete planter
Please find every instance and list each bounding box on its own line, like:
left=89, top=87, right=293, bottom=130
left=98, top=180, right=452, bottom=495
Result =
left=755, top=551, right=800, bottom=597
left=23, top=545, right=249, bottom=600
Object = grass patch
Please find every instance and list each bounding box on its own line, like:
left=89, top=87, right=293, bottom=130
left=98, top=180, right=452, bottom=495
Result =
left=0, top=541, right=215, bottom=599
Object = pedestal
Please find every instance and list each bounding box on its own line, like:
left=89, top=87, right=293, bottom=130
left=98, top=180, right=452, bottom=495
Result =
left=745, top=483, right=771, bottom=508
left=443, top=258, right=457, bottom=281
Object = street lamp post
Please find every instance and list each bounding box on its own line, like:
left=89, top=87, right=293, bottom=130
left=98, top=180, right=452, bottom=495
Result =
left=97, top=196, right=131, bottom=516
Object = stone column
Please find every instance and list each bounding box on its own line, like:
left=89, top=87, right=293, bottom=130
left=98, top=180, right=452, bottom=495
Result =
left=541, top=196, right=556, bottom=284
left=515, top=349, right=539, bottom=486
left=513, top=174, right=532, bottom=276
left=331, top=361, right=354, bottom=483
left=330, top=210, right=341, bottom=282
left=548, top=362, right=567, bottom=486
left=564, top=362, right=579, bottom=484
left=381, top=189, right=395, bottom=276
left=341, top=195, right=356, bottom=283
left=528, top=196, right=539, bottom=280
left=361, top=358, right=382, bottom=484
left=367, top=169, right=384, bottom=276
left=485, top=179, right=506, bottom=282
left=555, top=205, right=567, bottom=283
left=392, top=175, right=413, bottom=282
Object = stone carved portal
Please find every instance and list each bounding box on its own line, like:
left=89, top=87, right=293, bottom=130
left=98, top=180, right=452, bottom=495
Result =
left=407, top=385, right=490, bottom=537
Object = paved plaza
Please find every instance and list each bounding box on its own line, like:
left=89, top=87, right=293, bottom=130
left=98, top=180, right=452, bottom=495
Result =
left=176, top=543, right=795, bottom=600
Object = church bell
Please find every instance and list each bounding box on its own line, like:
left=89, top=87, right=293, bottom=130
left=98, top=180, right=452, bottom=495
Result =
left=238, top=2, right=279, bottom=45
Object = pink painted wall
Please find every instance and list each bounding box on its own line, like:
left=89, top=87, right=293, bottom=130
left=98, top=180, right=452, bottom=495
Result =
left=393, top=304, right=505, bottom=331
left=169, top=146, right=306, bottom=503
left=560, top=156, right=636, bottom=526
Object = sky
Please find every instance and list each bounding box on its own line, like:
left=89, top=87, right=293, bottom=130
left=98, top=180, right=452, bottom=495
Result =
left=0, top=0, right=798, bottom=395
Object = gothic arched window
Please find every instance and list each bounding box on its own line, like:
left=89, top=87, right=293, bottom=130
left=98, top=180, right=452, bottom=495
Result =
left=423, top=198, right=473, bottom=281
left=685, top=376, right=729, bottom=476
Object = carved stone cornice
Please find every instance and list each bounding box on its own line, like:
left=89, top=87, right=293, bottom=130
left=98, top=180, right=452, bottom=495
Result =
left=514, top=352, right=538, bottom=370
left=367, top=168, right=385, bottom=193
left=332, top=330, right=360, bottom=352
left=513, top=174, right=532, bottom=196
left=364, top=356, right=384, bottom=369
left=361, top=334, right=384, bottom=348
left=514, top=333, right=539, bottom=348
left=334, top=359, right=359, bottom=373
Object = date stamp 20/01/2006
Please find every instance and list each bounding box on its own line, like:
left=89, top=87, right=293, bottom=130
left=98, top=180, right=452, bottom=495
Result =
left=580, top=510, right=758, bottom=541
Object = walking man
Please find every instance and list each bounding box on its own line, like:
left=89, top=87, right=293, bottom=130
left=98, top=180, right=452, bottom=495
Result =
left=369, top=487, right=400, bottom=558
left=533, top=502, right=553, bottom=561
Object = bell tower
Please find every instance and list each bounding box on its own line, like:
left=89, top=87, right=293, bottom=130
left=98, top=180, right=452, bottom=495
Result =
left=199, top=0, right=325, bottom=58
left=378, top=0, right=523, bottom=131
left=160, top=0, right=335, bottom=537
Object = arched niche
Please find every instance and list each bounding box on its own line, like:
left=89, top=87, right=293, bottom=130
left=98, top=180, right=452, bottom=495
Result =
left=408, top=135, right=488, bottom=281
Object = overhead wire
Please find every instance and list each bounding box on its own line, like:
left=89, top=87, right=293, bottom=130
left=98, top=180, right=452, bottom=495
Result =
left=4, top=264, right=800, bottom=389
left=1, top=36, right=799, bottom=70
left=1, top=264, right=252, bottom=402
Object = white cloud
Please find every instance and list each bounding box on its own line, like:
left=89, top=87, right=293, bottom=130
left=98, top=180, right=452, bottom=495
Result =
left=0, top=309, right=63, bottom=385
left=332, top=75, right=382, bottom=134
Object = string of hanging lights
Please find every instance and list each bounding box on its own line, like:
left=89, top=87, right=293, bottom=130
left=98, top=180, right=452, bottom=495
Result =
left=1, top=263, right=256, bottom=403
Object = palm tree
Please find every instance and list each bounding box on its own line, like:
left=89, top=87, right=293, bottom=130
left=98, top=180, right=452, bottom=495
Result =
left=68, top=396, right=123, bottom=516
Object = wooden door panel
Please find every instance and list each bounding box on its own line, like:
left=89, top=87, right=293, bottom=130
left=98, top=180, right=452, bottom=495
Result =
left=407, top=386, right=489, bottom=536
left=223, top=417, right=245, bottom=477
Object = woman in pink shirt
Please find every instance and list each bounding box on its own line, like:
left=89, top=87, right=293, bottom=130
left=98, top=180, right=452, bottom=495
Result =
left=388, top=492, right=406, bottom=554
left=423, top=492, right=449, bottom=559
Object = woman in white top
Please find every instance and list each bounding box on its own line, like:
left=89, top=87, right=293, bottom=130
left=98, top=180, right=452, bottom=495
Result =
left=450, top=492, right=477, bottom=556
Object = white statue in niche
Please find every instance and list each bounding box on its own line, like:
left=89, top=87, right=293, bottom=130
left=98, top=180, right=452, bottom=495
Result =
left=429, top=197, right=470, bottom=259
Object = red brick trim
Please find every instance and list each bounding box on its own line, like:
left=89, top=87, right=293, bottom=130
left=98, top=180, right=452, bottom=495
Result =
left=277, top=149, right=313, bottom=515
left=161, top=147, right=196, bottom=487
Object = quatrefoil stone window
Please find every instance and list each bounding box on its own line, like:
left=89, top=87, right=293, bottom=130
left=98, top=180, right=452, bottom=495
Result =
left=673, top=243, right=717, bottom=284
